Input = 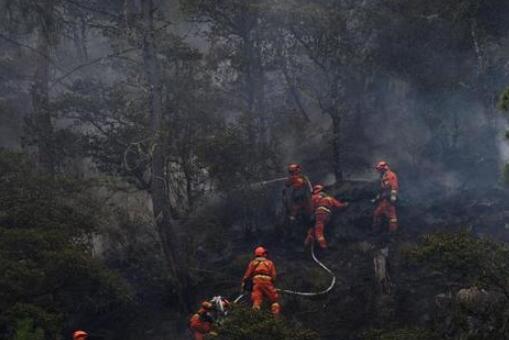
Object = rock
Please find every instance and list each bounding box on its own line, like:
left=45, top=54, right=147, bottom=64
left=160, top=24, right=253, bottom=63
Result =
left=456, top=287, right=487, bottom=307
left=373, top=248, right=391, bottom=295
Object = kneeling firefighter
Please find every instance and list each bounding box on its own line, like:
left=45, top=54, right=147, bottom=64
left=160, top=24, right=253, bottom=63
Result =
left=305, top=185, right=349, bottom=249
left=241, top=246, right=280, bottom=315
left=189, top=296, right=230, bottom=340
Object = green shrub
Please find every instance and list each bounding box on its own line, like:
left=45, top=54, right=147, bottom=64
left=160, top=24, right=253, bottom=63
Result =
left=217, top=306, right=319, bottom=340
left=12, top=318, right=44, bottom=340
left=0, top=150, right=132, bottom=338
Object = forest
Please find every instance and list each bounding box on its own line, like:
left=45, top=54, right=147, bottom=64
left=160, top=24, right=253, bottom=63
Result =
left=2, top=0, right=509, bottom=339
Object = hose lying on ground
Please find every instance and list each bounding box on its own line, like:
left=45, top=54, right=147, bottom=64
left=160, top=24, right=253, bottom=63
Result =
left=277, top=243, right=336, bottom=297
left=234, top=243, right=337, bottom=302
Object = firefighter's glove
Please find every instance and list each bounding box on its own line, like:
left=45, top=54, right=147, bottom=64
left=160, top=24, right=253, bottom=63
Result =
left=209, top=331, right=219, bottom=336
left=390, top=190, right=398, bottom=203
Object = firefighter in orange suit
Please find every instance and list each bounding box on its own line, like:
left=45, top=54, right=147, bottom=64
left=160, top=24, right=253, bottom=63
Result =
left=372, top=161, right=399, bottom=232
left=189, top=297, right=230, bottom=339
left=305, top=184, right=348, bottom=249
left=241, top=246, right=280, bottom=315
left=283, top=163, right=313, bottom=222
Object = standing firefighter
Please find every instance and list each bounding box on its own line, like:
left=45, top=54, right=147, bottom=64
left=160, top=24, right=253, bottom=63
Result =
left=283, top=163, right=313, bottom=223
left=372, top=161, right=399, bottom=232
left=189, top=297, right=230, bottom=340
left=241, top=246, right=280, bottom=315
left=305, top=185, right=349, bottom=249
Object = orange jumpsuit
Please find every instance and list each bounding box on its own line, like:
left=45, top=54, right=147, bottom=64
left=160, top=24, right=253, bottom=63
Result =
left=284, top=174, right=313, bottom=221
left=306, top=193, right=347, bottom=248
left=373, top=169, right=399, bottom=232
left=189, top=306, right=214, bottom=340
left=242, top=256, right=280, bottom=315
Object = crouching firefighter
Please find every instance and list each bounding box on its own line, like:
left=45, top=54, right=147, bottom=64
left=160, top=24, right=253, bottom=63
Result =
left=372, top=161, right=400, bottom=232
left=305, top=185, right=349, bottom=249
left=241, top=246, right=280, bottom=315
left=282, top=163, right=313, bottom=224
left=189, top=296, right=230, bottom=340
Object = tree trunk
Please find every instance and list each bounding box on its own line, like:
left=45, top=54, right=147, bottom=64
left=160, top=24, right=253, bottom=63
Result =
left=242, top=22, right=266, bottom=147
left=252, top=32, right=267, bottom=145
left=330, top=111, right=343, bottom=182
left=470, top=19, right=499, bottom=184
left=242, top=31, right=258, bottom=147
left=31, top=20, right=54, bottom=175
left=141, top=0, right=190, bottom=311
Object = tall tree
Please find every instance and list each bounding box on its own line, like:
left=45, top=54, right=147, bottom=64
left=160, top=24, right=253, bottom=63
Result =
left=31, top=0, right=57, bottom=174
left=0, top=0, right=64, bottom=173
left=182, top=0, right=275, bottom=151
left=281, top=0, right=377, bottom=181
left=125, top=0, right=191, bottom=310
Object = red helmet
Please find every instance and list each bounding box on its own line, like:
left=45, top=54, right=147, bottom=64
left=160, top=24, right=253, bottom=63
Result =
left=288, top=163, right=301, bottom=174
left=254, top=246, right=267, bottom=257
left=313, top=184, right=324, bottom=194
left=375, top=161, right=389, bottom=172
left=73, top=330, right=88, bottom=340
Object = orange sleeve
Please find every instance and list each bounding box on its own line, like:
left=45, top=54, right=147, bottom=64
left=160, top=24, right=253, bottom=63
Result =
left=332, top=197, right=347, bottom=209
left=243, top=261, right=255, bottom=281
left=311, top=194, right=320, bottom=208
left=190, top=313, right=211, bottom=333
left=190, top=314, right=201, bottom=328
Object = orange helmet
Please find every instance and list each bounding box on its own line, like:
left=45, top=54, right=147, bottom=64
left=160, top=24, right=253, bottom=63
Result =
left=313, top=184, right=324, bottom=194
left=73, top=330, right=88, bottom=340
left=375, top=161, right=389, bottom=172
left=254, top=246, right=267, bottom=257
left=288, top=163, right=301, bottom=174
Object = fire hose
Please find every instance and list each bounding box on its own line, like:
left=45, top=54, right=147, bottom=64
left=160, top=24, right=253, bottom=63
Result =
left=234, top=243, right=337, bottom=303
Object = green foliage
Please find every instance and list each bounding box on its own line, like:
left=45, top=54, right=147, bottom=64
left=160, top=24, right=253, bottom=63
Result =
left=404, top=231, right=509, bottom=289
left=216, top=306, right=319, bottom=340
left=12, top=318, right=44, bottom=340
left=198, top=124, right=278, bottom=191
left=3, top=304, right=62, bottom=339
left=403, top=231, right=509, bottom=339
left=0, top=150, right=132, bottom=338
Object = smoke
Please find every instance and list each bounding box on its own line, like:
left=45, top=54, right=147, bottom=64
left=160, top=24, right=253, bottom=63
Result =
left=1, top=0, right=508, bottom=195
